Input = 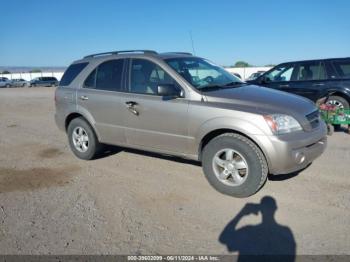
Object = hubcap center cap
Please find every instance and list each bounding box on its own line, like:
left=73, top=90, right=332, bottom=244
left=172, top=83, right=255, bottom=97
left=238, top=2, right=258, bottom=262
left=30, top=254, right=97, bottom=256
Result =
left=227, top=163, right=235, bottom=171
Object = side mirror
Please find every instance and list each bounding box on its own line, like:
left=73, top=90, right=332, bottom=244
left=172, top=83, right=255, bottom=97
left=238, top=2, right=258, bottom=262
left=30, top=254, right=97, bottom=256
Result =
left=258, top=75, right=269, bottom=84
left=157, top=84, right=183, bottom=98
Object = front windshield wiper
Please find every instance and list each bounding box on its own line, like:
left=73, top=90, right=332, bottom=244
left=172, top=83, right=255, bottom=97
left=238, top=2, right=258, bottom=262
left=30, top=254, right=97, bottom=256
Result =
left=199, top=82, right=246, bottom=91
left=223, top=81, right=246, bottom=86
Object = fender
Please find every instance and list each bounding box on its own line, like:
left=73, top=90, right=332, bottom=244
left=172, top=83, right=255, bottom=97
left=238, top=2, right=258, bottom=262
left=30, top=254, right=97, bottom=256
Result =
left=195, top=116, right=272, bottom=164
left=67, top=105, right=101, bottom=140
left=319, top=87, right=350, bottom=101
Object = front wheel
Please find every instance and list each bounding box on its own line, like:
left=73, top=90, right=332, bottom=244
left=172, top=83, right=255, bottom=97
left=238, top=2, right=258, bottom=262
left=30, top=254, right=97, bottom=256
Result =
left=202, top=133, right=268, bottom=198
left=67, top=117, right=102, bottom=160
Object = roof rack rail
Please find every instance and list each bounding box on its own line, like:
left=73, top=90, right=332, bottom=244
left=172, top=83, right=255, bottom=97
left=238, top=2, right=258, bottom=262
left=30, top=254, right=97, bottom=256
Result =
left=162, top=52, right=193, bottom=56
left=84, top=50, right=158, bottom=59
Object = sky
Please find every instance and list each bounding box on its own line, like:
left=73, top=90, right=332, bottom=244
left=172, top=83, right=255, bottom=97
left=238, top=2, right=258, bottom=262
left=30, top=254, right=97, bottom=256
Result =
left=0, top=0, right=349, bottom=67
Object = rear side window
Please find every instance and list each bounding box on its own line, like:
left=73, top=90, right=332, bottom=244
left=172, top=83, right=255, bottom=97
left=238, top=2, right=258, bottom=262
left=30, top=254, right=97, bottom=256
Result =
left=83, top=59, right=124, bottom=91
left=332, top=60, right=350, bottom=79
left=60, top=62, right=88, bottom=86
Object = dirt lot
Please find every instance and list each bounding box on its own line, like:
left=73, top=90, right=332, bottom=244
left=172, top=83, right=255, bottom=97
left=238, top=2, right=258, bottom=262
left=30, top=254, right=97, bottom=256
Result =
left=0, top=87, right=349, bottom=255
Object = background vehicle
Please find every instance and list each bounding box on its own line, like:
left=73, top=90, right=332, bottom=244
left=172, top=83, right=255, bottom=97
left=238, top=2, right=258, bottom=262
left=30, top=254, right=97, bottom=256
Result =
left=30, top=77, right=58, bottom=87
left=55, top=50, right=327, bottom=198
left=248, top=58, right=350, bottom=109
left=0, top=77, right=12, bottom=88
left=232, top=73, right=242, bottom=79
left=247, top=71, right=266, bottom=81
left=11, top=78, right=28, bottom=87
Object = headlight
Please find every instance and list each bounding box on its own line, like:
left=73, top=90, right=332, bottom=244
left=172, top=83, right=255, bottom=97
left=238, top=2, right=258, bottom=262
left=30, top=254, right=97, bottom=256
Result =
left=264, top=114, right=302, bottom=135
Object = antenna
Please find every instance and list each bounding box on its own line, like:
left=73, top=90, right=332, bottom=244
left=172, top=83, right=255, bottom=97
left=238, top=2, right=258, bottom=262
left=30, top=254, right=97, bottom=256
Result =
left=189, top=30, right=196, bottom=55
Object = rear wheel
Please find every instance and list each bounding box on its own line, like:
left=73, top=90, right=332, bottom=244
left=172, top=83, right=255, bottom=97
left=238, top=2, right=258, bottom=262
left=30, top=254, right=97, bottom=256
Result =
left=67, top=117, right=102, bottom=160
left=326, top=95, right=349, bottom=109
left=202, top=133, right=268, bottom=198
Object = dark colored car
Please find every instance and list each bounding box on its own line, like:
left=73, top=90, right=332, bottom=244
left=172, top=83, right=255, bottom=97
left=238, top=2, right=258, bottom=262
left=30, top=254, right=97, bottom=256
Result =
left=29, top=77, right=59, bottom=87
left=248, top=58, right=350, bottom=109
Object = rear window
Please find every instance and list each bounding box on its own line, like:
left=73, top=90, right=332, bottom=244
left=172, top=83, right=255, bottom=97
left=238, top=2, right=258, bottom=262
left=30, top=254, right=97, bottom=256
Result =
left=60, top=62, right=88, bottom=86
left=332, top=60, right=350, bottom=79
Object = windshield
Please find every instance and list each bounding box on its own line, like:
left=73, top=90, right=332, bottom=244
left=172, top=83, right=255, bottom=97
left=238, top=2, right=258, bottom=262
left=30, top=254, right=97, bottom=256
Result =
left=165, top=57, right=244, bottom=91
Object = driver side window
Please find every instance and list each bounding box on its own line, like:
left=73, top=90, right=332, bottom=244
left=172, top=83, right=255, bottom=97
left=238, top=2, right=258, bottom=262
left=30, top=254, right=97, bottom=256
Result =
left=266, top=64, right=295, bottom=82
left=129, top=59, right=179, bottom=95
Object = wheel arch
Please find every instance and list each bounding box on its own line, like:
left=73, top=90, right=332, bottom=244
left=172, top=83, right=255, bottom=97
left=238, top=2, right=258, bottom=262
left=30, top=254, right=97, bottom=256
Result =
left=198, top=128, right=270, bottom=172
left=65, top=112, right=101, bottom=141
left=324, top=89, right=350, bottom=104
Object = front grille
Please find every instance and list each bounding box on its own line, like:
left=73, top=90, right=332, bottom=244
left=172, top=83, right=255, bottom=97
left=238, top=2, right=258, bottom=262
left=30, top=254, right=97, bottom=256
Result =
left=306, top=110, right=320, bottom=129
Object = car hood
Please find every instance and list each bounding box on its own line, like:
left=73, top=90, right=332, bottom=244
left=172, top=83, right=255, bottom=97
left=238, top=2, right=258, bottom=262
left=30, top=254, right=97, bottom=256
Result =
left=203, top=84, right=317, bottom=119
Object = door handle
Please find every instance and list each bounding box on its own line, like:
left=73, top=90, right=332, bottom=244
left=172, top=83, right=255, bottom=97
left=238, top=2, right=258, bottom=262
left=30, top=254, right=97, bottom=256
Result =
left=79, top=95, right=89, bottom=101
left=279, top=84, right=289, bottom=88
left=312, top=83, right=325, bottom=86
left=125, top=101, right=138, bottom=107
left=125, top=101, right=139, bottom=115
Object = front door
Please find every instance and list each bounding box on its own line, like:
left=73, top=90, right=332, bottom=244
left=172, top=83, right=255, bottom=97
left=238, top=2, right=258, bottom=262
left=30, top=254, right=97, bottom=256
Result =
left=287, top=61, right=327, bottom=102
left=122, top=58, right=190, bottom=154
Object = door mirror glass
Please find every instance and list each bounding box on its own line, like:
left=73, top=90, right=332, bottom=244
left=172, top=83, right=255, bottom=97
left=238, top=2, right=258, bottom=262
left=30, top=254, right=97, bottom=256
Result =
left=157, top=84, right=183, bottom=97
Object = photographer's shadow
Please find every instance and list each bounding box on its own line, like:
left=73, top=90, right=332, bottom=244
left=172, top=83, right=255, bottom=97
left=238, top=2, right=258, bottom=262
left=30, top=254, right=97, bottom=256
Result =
left=219, top=196, right=296, bottom=262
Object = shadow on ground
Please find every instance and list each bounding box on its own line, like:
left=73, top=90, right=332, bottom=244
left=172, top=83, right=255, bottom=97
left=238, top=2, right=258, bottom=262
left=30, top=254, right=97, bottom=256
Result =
left=95, top=145, right=201, bottom=166
left=219, top=196, right=296, bottom=262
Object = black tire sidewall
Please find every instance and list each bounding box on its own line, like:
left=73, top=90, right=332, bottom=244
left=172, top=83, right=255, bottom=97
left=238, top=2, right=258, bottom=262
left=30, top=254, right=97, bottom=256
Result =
left=67, top=118, right=99, bottom=160
left=202, top=134, right=267, bottom=198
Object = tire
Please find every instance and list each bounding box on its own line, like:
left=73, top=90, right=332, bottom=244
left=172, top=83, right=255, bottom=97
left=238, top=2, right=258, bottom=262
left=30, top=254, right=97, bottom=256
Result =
left=67, top=117, right=102, bottom=160
left=202, top=133, right=268, bottom=198
left=326, top=95, right=349, bottom=109
left=5, top=84, right=10, bottom=88
left=326, top=96, right=349, bottom=130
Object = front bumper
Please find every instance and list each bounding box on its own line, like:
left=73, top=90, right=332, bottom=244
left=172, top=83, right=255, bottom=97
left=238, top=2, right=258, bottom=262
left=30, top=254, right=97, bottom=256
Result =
left=254, top=121, right=328, bottom=175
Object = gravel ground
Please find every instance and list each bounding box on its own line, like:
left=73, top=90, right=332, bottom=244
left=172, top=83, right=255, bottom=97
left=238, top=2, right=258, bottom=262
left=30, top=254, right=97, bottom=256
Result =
left=0, top=87, right=349, bottom=255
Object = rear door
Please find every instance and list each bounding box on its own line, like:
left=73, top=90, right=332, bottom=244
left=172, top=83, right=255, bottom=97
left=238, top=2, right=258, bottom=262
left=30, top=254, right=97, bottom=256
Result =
left=121, top=58, right=190, bottom=153
left=76, top=59, right=127, bottom=145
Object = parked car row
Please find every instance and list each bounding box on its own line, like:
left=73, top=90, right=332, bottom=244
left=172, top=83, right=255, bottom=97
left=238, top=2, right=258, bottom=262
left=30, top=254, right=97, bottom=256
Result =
left=0, top=76, right=59, bottom=88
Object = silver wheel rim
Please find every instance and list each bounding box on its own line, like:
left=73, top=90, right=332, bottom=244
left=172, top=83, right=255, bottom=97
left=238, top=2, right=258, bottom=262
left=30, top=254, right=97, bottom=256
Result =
left=72, top=126, right=89, bottom=153
left=212, top=148, right=249, bottom=187
left=327, top=99, right=344, bottom=109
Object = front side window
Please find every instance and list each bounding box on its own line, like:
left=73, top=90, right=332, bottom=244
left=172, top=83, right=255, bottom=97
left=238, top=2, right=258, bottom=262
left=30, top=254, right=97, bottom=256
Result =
left=332, top=60, right=350, bottom=79
left=264, top=64, right=294, bottom=82
left=295, top=62, right=326, bottom=81
left=165, top=57, right=243, bottom=91
left=84, top=59, right=124, bottom=91
left=129, top=59, right=178, bottom=95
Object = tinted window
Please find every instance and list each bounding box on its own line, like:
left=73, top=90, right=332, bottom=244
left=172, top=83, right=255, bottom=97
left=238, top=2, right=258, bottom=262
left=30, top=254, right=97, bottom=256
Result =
left=84, top=59, right=124, bottom=91
left=265, top=64, right=294, bottom=82
left=130, top=59, right=177, bottom=95
left=84, top=69, right=96, bottom=88
left=332, top=60, right=350, bottom=79
left=295, top=62, right=326, bottom=81
left=60, top=63, right=88, bottom=86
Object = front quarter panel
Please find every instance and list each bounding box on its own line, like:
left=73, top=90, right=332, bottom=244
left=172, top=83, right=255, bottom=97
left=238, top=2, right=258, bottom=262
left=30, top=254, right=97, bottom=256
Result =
left=187, top=101, right=272, bottom=158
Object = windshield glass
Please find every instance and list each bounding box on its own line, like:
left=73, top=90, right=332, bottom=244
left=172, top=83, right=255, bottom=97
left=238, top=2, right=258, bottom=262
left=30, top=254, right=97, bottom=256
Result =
left=165, top=57, right=243, bottom=91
